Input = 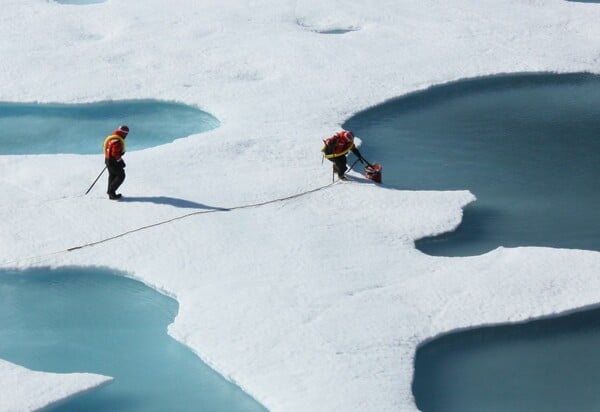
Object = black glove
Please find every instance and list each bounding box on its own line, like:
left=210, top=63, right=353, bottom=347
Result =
left=120, top=160, right=126, bottom=168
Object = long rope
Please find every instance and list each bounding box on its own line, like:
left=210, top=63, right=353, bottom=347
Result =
left=1, top=182, right=336, bottom=266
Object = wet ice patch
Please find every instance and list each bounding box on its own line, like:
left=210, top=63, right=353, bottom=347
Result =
left=297, top=18, right=360, bottom=34
left=53, top=0, right=105, bottom=4
left=294, top=0, right=362, bottom=34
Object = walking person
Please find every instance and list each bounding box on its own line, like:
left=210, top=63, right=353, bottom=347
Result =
left=321, top=130, right=365, bottom=181
left=103, top=125, right=129, bottom=200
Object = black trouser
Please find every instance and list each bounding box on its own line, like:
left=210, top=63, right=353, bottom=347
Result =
left=330, top=156, right=347, bottom=178
left=105, top=158, right=125, bottom=194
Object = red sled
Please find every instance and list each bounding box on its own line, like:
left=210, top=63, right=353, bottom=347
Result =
left=365, top=163, right=382, bottom=183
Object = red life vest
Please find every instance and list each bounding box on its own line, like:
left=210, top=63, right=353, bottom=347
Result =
left=103, top=134, right=126, bottom=160
left=322, top=131, right=354, bottom=159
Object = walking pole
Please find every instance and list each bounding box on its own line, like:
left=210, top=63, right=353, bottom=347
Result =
left=85, top=166, right=107, bottom=195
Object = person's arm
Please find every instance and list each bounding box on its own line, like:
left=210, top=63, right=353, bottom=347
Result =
left=351, top=145, right=363, bottom=159
left=322, top=138, right=335, bottom=155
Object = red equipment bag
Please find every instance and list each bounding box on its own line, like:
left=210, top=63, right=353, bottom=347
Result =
left=365, top=163, right=382, bottom=183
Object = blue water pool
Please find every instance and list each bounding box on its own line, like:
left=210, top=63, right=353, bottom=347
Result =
left=0, top=267, right=266, bottom=412
left=344, top=72, right=600, bottom=256
left=345, top=73, right=600, bottom=411
left=413, top=306, right=600, bottom=412
left=0, top=100, right=219, bottom=155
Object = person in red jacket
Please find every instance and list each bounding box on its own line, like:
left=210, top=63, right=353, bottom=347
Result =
left=103, top=125, right=129, bottom=200
left=321, top=130, right=365, bottom=180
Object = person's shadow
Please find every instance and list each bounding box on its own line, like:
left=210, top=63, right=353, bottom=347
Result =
left=120, top=196, right=229, bottom=211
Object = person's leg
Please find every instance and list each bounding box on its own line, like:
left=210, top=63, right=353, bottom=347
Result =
left=106, top=160, right=125, bottom=198
left=333, top=156, right=347, bottom=179
left=106, top=160, right=115, bottom=194
left=112, top=168, right=125, bottom=194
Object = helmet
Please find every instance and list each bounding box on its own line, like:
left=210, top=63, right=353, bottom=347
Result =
left=115, top=125, right=129, bottom=137
left=341, top=130, right=353, bottom=140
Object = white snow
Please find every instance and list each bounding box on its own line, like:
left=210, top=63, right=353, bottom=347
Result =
left=0, top=359, right=112, bottom=412
left=1, top=0, right=599, bottom=410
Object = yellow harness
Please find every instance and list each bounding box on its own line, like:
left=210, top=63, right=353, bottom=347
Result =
left=103, top=134, right=126, bottom=154
left=321, top=142, right=354, bottom=159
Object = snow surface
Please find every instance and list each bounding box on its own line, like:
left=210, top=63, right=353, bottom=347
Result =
left=1, top=0, right=600, bottom=410
left=0, top=359, right=112, bottom=412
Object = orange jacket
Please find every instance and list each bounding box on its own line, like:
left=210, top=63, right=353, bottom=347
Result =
left=321, top=131, right=354, bottom=159
left=104, top=135, right=125, bottom=160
